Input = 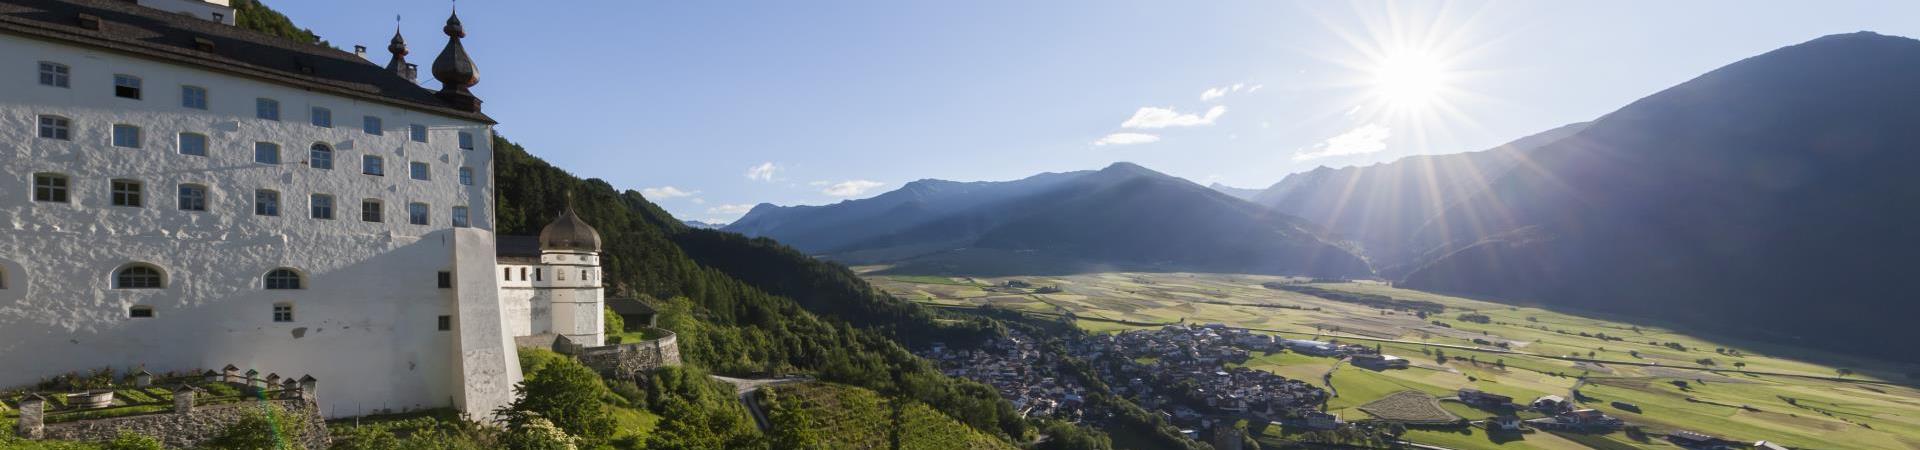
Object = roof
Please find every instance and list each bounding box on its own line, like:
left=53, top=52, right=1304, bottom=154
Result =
left=607, top=297, right=655, bottom=316
left=0, top=0, right=494, bottom=123
left=540, top=206, right=602, bottom=251
left=496, top=235, right=541, bottom=259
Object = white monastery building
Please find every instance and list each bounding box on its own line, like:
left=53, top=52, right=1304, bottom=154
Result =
left=0, top=0, right=607, bottom=419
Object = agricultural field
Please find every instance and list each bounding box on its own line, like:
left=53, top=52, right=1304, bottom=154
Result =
left=1358, top=391, right=1459, bottom=424
left=865, top=270, right=1920, bottom=450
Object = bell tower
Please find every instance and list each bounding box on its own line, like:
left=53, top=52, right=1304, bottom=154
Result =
left=537, top=204, right=604, bottom=346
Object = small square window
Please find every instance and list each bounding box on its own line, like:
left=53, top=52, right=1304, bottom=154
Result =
left=408, top=202, right=429, bottom=225
left=410, top=162, right=430, bottom=181
left=459, top=167, right=475, bottom=186
left=181, top=86, right=207, bottom=110
left=255, top=190, right=280, bottom=216
left=363, top=155, right=384, bottom=176
left=33, top=173, right=69, bottom=203
left=38, top=115, right=71, bottom=140
left=110, top=179, right=143, bottom=207
left=361, top=199, right=383, bottom=223
left=310, top=194, right=334, bottom=220
left=129, top=306, right=155, bottom=318
left=256, top=98, right=280, bottom=121
left=438, top=315, right=452, bottom=331
left=438, top=271, right=453, bottom=289
left=410, top=124, right=428, bottom=143
left=273, top=304, right=293, bottom=322
left=112, top=124, right=141, bottom=148
left=114, top=74, right=141, bottom=99
left=38, top=62, right=69, bottom=88
left=311, top=107, right=332, bottom=128
left=363, top=116, right=383, bottom=135
left=178, top=184, right=208, bottom=212
left=452, top=206, right=470, bottom=228
left=254, top=142, right=280, bottom=164
left=178, top=133, right=208, bottom=156
left=458, top=131, right=475, bottom=150
left=310, top=144, right=334, bottom=170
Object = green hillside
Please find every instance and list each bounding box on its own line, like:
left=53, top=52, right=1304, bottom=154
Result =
left=762, top=382, right=1020, bottom=450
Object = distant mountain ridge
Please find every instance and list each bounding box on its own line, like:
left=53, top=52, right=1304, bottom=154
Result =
left=1207, top=183, right=1263, bottom=200
left=1398, top=31, right=1920, bottom=362
left=726, top=163, right=1372, bottom=278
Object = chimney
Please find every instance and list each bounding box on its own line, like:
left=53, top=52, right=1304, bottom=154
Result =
left=354, top=45, right=368, bottom=60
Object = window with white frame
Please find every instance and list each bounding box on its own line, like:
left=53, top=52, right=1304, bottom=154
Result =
left=272, top=303, right=294, bottom=322
left=38, top=115, right=70, bottom=140
left=309, top=143, right=333, bottom=170
left=38, top=61, right=69, bottom=88
left=254, top=189, right=280, bottom=216
left=264, top=268, right=302, bottom=290
left=254, top=142, right=280, bottom=164
left=178, top=132, right=208, bottom=156
left=178, top=184, right=208, bottom=212
left=310, top=194, right=334, bottom=219
left=33, top=173, right=69, bottom=203
left=311, top=107, right=332, bottom=128
left=363, top=116, right=383, bottom=135
left=114, top=264, right=164, bottom=289
left=111, top=124, right=141, bottom=148
left=114, top=74, right=141, bottom=99
left=256, top=98, right=280, bottom=121
left=363, top=155, right=384, bottom=176
left=408, top=202, right=429, bottom=225
left=181, top=85, right=208, bottom=109
left=110, top=179, right=143, bottom=207
left=361, top=199, right=383, bottom=222
left=410, top=161, right=430, bottom=181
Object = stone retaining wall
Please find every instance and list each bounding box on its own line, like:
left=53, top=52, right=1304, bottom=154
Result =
left=578, top=330, right=681, bottom=380
left=37, top=397, right=330, bottom=449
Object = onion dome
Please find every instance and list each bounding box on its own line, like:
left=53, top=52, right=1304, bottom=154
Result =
left=384, top=28, right=409, bottom=76
left=431, top=10, right=481, bottom=110
left=539, top=205, right=602, bottom=252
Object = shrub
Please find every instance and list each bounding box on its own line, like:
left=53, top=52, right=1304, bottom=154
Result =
left=500, top=358, right=615, bottom=445
left=501, top=416, right=577, bottom=450
left=206, top=403, right=308, bottom=450
left=102, top=432, right=163, bottom=450
left=604, top=308, right=626, bottom=335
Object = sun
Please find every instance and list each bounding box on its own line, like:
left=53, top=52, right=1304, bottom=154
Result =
left=1370, top=50, right=1451, bottom=110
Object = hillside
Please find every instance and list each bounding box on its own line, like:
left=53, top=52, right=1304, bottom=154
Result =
left=1248, top=122, right=1588, bottom=275
left=762, top=382, right=1021, bottom=450
left=1400, top=32, right=1920, bottom=362
left=728, top=162, right=1372, bottom=278
left=1206, top=183, right=1262, bottom=200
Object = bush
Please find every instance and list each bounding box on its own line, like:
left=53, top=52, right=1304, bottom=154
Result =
left=206, top=403, right=309, bottom=450
left=604, top=308, right=627, bottom=336
left=501, top=416, right=578, bottom=450
left=500, top=358, right=615, bottom=446
left=102, top=432, right=163, bottom=450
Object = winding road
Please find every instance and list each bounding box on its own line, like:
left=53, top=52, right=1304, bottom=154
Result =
left=709, top=375, right=811, bottom=431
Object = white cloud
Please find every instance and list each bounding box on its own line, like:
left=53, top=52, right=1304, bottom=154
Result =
left=745, top=162, right=779, bottom=181
left=1200, top=87, right=1230, bottom=101
left=691, top=198, right=707, bottom=204
left=640, top=186, right=697, bottom=199
left=1294, top=124, right=1392, bottom=161
left=707, top=203, right=755, bottom=215
left=1121, top=105, right=1226, bottom=129
left=1093, top=132, right=1161, bottom=146
left=1246, top=84, right=1264, bottom=93
left=821, top=180, right=886, bottom=197
left=1201, top=83, right=1262, bottom=101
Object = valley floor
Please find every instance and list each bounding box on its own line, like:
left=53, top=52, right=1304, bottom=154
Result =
left=862, top=269, right=1920, bottom=450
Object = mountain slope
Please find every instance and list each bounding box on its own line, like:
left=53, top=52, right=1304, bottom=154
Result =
left=1400, top=32, right=1920, bottom=362
left=730, top=163, right=1373, bottom=278
left=1249, top=122, right=1588, bottom=275
left=1207, top=182, right=1263, bottom=200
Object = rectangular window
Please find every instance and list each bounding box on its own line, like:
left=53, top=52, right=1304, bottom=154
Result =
left=38, top=116, right=70, bottom=140
left=310, top=194, right=334, bottom=220
left=410, top=161, right=430, bottom=181
left=110, top=179, right=142, bottom=207
left=520, top=267, right=527, bottom=281
left=361, top=199, right=383, bottom=222
left=310, top=145, right=333, bottom=170
left=438, top=271, right=453, bottom=289
left=451, top=206, right=470, bottom=228
left=254, top=142, right=280, bottom=164
left=362, top=155, right=384, bottom=176
left=458, top=131, right=475, bottom=150
left=459, top=167, right=475, bottom=186
left=534, top=268, right=542, bottom=282
left=504, top=267, right=512, bottom=281
left=311, top=107, right=332, bottom=128
left=114, top=74, right=141, bottom=99
left=410, top=124, right=428, bottom=143
left=363, top=116, right=383, bottom=135
left=408, top=202, right=429, bottom=225
left=178, top=133, right=208, bottom=156
left=130, top=306, right=155, bottom=318
left=272, top=304, right=293, bottom=323
left=181, top=86, right=207, bottom=110
left=254, top=190, right=280, bottom=216
left=111, top=124, right=140, bottom=148
left=178, top=184, right=207, bottom=211
left=38, top=62, right=69, bottom=88
left=33, top=174, right=69, bottom=203
left=256, top=98, right=280, bottom=121
left=437, top=315, right=452, bottom=331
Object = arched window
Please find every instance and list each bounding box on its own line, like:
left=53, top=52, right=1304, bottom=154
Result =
left=114, top=264, right=164, bottom=289
left=309, top=143, right=333, bottom=170
left=264, top=268, right=302, bottom=290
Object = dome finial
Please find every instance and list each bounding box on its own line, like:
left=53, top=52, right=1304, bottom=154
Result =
left=431, top=4, right=481, bottom=111
left=384, top=16, right=410, bottom=78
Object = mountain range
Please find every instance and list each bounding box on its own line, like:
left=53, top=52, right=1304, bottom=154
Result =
left=727, top=163, right=1373, bottom=277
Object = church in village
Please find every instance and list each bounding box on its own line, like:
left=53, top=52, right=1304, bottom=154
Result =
left=0, top=0, right=616, bottom=420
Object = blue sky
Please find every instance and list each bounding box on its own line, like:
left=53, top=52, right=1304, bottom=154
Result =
left=279, top=1, right=1920, bottom=224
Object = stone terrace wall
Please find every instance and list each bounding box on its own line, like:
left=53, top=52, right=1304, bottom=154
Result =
left=578, top=330, right=681, bottom=380
left=39, top=398, right=330, bottom=449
